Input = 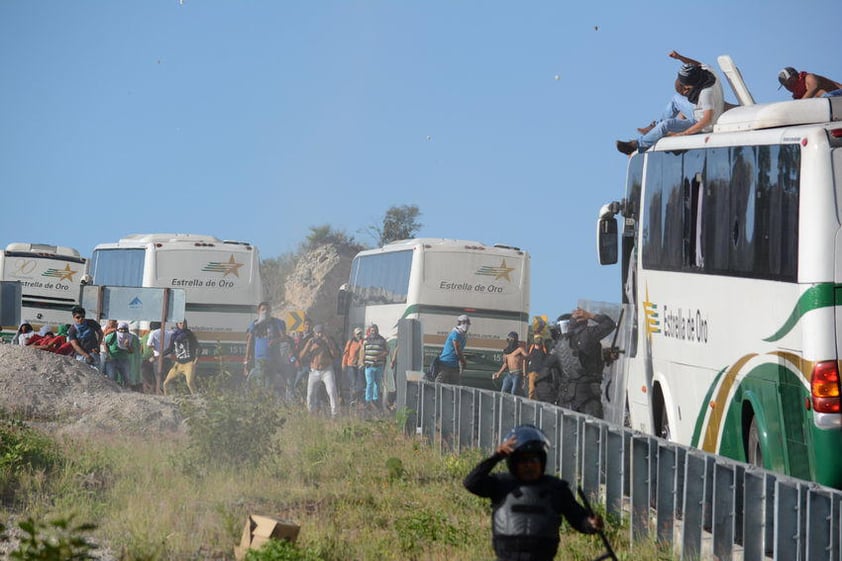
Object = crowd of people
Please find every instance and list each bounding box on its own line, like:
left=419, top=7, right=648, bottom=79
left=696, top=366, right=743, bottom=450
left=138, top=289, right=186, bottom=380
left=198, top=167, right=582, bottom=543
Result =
left=7, top=300, right=619, bottom=422
left=490, top=308, right=617, bottom=418
left=615, top=50, right=842, bottom=156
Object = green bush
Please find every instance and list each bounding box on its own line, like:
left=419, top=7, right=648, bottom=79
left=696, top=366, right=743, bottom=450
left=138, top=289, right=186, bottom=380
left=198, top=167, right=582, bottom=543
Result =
left=245, top=538, right=321, bottom=561
left=176, top=384, right=286, bottom=471
left=394, top=509, right=469, bottom=558
left=4, top=516, right=97, bottom=561
left=0, top=414, right=63, bottom=506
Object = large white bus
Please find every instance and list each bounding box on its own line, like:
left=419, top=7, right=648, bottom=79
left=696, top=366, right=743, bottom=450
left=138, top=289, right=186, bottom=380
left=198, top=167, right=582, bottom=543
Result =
left=89, top=234, right=263, bottom=370
left=597, top=91, right=842, bottom=487
left=0, top=242, right=88, bottom=339
left=338, top=238, right=530, bottom=389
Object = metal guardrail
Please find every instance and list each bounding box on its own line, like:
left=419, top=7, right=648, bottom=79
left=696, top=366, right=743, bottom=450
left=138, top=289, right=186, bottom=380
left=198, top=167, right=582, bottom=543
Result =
left=403, top=380, right=842, bottom=561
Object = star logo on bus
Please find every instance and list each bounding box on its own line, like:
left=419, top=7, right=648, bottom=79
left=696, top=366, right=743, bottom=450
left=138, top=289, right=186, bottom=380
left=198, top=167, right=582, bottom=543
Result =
left=42, top=264, right=78, bottom=282
left=643, top=284, right=660, bottom=341
left=475, top=259, right=515, bottom=282
left=202, top=255, right=244, bottom=278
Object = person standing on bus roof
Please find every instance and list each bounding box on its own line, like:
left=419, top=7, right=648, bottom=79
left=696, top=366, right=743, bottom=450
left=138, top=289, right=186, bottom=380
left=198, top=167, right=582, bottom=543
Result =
left=493, top=331, right=528, bottom=396
left=436, top=315, right=470, bottom=385
left=67, top=306, right=104, bottom=372
left=464, top=424, right=602, bottom=561
left=299, top=324, right=340, bottom=417
left=778, top=66, right=842, bottom=99
left=616, top=50, right=724, bottom=155
left=361, top=323, right=388, bottom=410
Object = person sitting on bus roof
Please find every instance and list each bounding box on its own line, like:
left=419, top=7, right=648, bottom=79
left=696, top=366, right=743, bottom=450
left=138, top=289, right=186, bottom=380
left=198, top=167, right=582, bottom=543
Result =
left=436, top=315, right=470, bottom=385
left=616, top=51, right=725, bottom=156
left=778, top=66, right=842, bottom=99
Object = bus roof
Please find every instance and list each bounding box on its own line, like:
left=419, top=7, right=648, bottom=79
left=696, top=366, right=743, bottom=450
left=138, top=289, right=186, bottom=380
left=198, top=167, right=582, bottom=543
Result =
left=360, top=238, right=526, bottom=255
left=4, top=242, right=81, bottom=258
left=714, top=97, right=842, bottom=133
left=94, top=233, right=255, bottom=250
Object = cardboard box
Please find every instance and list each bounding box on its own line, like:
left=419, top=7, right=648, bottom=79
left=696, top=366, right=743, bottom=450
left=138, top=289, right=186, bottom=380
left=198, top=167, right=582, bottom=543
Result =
left=234, top=514, right=300, bottom=561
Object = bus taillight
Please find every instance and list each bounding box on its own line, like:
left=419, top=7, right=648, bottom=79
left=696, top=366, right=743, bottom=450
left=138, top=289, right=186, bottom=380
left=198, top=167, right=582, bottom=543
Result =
left=811, top=361, right=841, bottom=414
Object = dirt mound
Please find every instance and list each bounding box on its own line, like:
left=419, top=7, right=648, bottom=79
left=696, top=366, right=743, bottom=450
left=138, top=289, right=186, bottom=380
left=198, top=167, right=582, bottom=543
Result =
left=0, top=344, right=184, bottom=436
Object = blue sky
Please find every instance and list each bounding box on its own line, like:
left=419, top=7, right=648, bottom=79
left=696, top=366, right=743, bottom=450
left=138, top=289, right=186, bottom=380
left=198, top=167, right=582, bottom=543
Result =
left=2, top=1, right=839, bottom=318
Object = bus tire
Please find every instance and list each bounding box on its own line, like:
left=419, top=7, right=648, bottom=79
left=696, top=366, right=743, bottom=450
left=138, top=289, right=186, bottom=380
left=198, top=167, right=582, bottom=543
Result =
left=747, top=417, right=763, bottom=468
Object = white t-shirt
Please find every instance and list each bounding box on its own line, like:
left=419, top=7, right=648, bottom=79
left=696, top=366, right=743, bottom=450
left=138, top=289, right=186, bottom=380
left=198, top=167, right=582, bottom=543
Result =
left=694, top=65, right=725, bottom=131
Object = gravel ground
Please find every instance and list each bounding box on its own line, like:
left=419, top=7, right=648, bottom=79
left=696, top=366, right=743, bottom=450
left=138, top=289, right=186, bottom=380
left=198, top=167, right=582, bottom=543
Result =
left=0, top=343, right=187, bottom=559
left=0, top=344, right=185, bottom=436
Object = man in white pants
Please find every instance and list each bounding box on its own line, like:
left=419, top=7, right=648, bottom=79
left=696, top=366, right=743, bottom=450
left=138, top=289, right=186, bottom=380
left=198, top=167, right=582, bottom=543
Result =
left=298, top=324, right=339, bottom=417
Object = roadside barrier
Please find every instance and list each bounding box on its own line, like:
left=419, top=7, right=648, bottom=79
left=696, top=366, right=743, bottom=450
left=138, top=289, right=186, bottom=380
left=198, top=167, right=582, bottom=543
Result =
left=404, top=380, right=842, bottom=561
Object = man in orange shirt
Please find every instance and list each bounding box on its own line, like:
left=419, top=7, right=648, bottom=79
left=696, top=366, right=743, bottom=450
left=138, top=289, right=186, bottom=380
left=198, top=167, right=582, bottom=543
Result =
left=342, top=326, right=365, bottom=406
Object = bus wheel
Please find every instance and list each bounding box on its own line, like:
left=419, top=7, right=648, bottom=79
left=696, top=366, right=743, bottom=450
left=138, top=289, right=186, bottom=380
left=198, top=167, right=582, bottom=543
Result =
left=747, top=417, right=763, bottom=468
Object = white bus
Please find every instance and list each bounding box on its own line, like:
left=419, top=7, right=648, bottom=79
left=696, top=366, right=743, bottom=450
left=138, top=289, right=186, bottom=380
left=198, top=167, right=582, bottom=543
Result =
left=338, top=238, right=530, bottom=389
left=89, top=234, right=263, bottom=370
left=597, top=91, right=842, bottom=487
left=0, top=242, right=87, bottom=339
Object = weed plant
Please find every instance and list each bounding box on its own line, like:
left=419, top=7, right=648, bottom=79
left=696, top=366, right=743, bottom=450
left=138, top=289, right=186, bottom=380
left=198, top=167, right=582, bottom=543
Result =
left=1, top=397, right=677, bottom=560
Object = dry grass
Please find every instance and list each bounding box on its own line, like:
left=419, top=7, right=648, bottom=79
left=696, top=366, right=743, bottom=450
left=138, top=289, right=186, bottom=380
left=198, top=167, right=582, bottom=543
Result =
left=7, top=404, right=677, bottom=560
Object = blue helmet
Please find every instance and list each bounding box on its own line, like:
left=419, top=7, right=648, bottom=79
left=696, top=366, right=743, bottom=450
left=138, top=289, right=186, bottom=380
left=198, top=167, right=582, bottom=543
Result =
left=503, top=424, right=550, bottom=472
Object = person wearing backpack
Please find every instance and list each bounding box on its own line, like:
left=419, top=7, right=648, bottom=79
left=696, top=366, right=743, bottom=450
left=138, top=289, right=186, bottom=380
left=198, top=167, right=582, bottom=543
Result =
left=67, top=306, right=104, bottom=371
left=162, top=319, right=202, bottom=395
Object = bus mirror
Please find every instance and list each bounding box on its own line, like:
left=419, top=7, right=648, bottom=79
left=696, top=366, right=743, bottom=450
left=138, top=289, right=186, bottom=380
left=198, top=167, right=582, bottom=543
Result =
left=337, top=285, right=350, bottom=315
left=597, top=217, right=618, bottom=265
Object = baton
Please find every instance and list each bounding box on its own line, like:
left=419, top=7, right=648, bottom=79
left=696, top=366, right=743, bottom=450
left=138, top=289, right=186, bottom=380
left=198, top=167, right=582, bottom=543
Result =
left=577, top=486, right=619, bottom=561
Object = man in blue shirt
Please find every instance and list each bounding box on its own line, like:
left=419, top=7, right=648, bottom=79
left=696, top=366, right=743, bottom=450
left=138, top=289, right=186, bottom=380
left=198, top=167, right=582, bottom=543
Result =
left=244, top=301, right=287, bottom=392
left=435, top=314, right=470, bottom=385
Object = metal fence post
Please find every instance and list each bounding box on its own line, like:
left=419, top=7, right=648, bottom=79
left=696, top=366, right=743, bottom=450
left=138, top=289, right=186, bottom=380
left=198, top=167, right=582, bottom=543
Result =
left=630, top=434, right=652, bottom=543
left=712, top=463, right=736, bottom=561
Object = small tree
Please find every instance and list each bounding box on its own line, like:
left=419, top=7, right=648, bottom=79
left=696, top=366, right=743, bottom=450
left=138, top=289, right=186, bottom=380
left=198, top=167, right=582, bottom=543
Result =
left=302, top=225, right=360, bottom=251
left=370, top=205, right=422, bottom=246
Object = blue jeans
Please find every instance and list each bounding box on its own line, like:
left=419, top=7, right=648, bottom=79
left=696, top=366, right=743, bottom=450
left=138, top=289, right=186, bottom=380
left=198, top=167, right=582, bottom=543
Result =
left=501, top=372, right=523, bottom=395
left=364, top=364, right=384, bottom=403
left=105, top=357, right=131, bottom=385
left=823, top=89, right=842, bottom=98
left=76, top=351, right=102, bottom=372
left=345, top=365, right=364, bottom=403
left=638, top=94, right=696, bottom=150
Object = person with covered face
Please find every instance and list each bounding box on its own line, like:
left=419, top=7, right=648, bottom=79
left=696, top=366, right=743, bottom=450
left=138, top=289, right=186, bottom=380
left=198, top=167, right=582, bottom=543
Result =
left=616, top=50, right=725, bottom=155
left=464, top=424, right=602, bottom=561
left=299, top=323, right=339, bottom=417
left=493, top=331, right=528, bottom=396
left=777, top=66, right=842, bottom=99
left=435, top=314, right=470, bottom=385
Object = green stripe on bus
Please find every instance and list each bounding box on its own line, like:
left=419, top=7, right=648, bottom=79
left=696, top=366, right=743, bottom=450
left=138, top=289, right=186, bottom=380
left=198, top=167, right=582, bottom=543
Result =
left=763, top=283, right=842, bottom=342
left=401, top=304, right=529, bottom=322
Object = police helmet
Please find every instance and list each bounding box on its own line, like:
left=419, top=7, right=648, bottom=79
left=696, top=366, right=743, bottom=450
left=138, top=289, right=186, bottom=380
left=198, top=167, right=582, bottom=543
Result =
left=503, top=424, right=550, bottom=472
